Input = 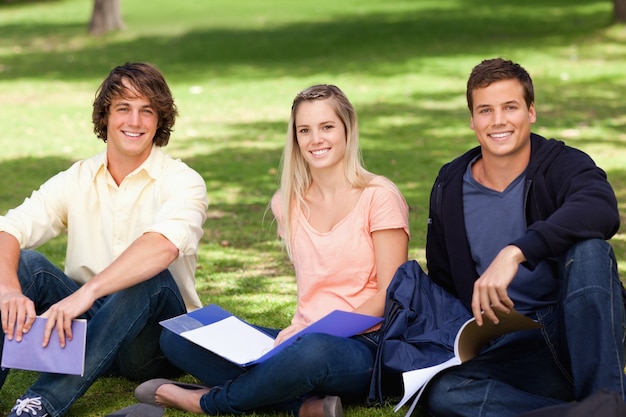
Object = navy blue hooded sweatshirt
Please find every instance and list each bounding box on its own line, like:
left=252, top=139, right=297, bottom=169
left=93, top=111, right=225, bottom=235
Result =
left=426, top=133, right=620, bottom=310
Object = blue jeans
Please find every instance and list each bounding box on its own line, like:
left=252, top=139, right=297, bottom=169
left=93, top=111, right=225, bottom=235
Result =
left=0, top=250, right=187, bottom=417
left=425, top=239, right=626, bottom=417
left=160, top=324, right=379, bottom=415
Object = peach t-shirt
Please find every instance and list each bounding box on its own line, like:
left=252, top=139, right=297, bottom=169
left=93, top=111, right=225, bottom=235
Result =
left=271, top=176, right=409, bottom=327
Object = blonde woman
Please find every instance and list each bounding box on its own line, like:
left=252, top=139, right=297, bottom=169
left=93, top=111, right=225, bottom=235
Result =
left=134, top=84, right=410, bottom=417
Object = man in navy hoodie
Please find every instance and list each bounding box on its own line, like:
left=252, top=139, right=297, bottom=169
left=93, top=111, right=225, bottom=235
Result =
left=423, top=58, right=625, bottom=417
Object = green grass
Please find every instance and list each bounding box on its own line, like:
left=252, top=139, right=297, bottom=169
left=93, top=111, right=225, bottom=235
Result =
left=0, top=0, right=625, bottom=415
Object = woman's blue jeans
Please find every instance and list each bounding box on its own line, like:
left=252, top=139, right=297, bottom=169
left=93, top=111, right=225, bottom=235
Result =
left=160, top=322, right=379, bottom=415
left=425, top=239, right=626, bottom=417
left=0, top=250, right=187, bottom=417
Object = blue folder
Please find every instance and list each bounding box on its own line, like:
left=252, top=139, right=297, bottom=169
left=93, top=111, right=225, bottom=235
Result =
left=160, top=304, right=382, bottom=366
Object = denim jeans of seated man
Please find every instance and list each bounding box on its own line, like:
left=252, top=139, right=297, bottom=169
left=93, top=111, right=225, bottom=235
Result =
left=0, top=249, right=187, bottom=417
left=425, top=239, right=626, bottom=417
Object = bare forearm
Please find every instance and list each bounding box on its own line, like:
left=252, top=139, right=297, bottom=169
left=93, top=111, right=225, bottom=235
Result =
left=81, top=232, right=179, bottom=300
left=0, top=232, right=37, bottom=340
left=0, top=232, right=23, bottom=294
left=354, top=228, right=409, bottom=318
left=353, top=290, right=388, bottom=317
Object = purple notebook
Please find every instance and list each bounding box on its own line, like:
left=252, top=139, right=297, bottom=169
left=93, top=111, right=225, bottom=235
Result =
left=1, top=317, right=87, bottom=376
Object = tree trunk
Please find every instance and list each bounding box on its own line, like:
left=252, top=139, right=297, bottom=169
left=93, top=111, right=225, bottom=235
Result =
left=89, top=0, right=125, bottom=36
left=615, top=0, right=626, bottom=23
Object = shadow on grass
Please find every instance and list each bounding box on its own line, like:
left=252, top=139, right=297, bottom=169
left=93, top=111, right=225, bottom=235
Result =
left=0, top=0, right=60, bottom=6
left=0, top=0, right=619, bottom=83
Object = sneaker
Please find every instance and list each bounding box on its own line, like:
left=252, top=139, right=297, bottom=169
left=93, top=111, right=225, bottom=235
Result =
left=9, top=396, right=49, bottom=417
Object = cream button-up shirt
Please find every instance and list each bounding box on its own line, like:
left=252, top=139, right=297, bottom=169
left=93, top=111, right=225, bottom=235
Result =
left=0, top=145, right=207, bottom=311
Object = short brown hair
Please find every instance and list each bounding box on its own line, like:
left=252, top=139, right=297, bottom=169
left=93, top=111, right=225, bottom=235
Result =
left=466, top=58, right=534, bottom=113
left=92, top=62, right=178, bottom=146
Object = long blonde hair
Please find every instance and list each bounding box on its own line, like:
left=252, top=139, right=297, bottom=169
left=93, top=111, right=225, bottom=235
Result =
left=277, top=84, right=373, bottom=258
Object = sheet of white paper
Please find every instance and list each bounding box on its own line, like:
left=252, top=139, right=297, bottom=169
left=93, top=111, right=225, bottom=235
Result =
left=181, top=316, right=275, bottom=365
left=394, top=357, right=461, bottom=412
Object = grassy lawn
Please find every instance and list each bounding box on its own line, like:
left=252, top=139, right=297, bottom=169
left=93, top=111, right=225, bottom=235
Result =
left=0, top=0, right=625, bottom=415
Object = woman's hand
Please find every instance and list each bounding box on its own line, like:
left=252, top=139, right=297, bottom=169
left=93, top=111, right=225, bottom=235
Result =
left=274, top=323, right=306, bottom=346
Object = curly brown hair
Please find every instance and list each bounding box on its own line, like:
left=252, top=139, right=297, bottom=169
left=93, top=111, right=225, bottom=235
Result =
left=466, top=58, right=534, bottom=113
left=92, top=62, right=178, bottom=146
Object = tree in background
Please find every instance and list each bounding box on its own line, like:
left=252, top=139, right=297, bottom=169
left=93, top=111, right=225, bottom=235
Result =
left=89, top=0, right=125, bottom=36
left=615, top=0, right=626, bottom=22
left=83, top=0, right=623, bottom=33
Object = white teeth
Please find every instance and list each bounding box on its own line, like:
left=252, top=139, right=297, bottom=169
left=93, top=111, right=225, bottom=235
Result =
left=124, top=131, right=141, bottom=137
left=311, top=149, right=329, bottom=156
left=490, top=132, right=511, bottom=138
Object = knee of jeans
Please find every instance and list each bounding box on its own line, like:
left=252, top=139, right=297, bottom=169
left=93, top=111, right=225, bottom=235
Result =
left=160, top=328, right=177, bottom=354
left=288, top=333, right=339, bottom=365
left=118, top=271, right=177, bottom=302
left=563, top=239, right=612, bottom=265
left=142, top=270, right=179, bottom=296
left=17, top=250, right=56, bottom=286
left=159, top=328, right=195, bottom=362
left=294, top=332, right=333, bottom=349
left=19, top=249, right=41, bottom=260
left=424, top=374, right=465, bottom=416
left=561, top=239, right=616, bottom=282
left=18, top=249, right=49, bottom=269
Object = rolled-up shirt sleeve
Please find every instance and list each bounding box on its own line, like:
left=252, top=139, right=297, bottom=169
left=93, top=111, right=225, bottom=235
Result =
left=144, top=165, right=208, bottom=257
left=0, top=169, right=70, bottom=249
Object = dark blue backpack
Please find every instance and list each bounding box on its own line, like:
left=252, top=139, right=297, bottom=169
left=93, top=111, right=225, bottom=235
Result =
left=368, top=260, right=471, bottom=405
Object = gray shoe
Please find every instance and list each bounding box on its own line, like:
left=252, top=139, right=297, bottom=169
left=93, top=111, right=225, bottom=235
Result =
left=104, top=403, right=164, bottom=417
left=300, top=395, right=343, bottom=417
left=323, top=396, right=343, bottom=417
left=135, top=378, right=209, bottom=406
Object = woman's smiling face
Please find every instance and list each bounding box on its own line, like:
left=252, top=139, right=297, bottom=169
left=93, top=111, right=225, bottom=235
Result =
left=295, top=98, right=347, bottom=173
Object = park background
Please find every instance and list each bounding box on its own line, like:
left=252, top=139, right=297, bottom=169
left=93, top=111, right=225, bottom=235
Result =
left=1, top=0, right=625, bottom=416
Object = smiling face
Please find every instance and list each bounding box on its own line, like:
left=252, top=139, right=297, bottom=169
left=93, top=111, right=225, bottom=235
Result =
left=105, top=79, right=158, bottom=168
left=294, top=98, right=347, bottom=174
left=470, top=78, right=536, bottom=163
